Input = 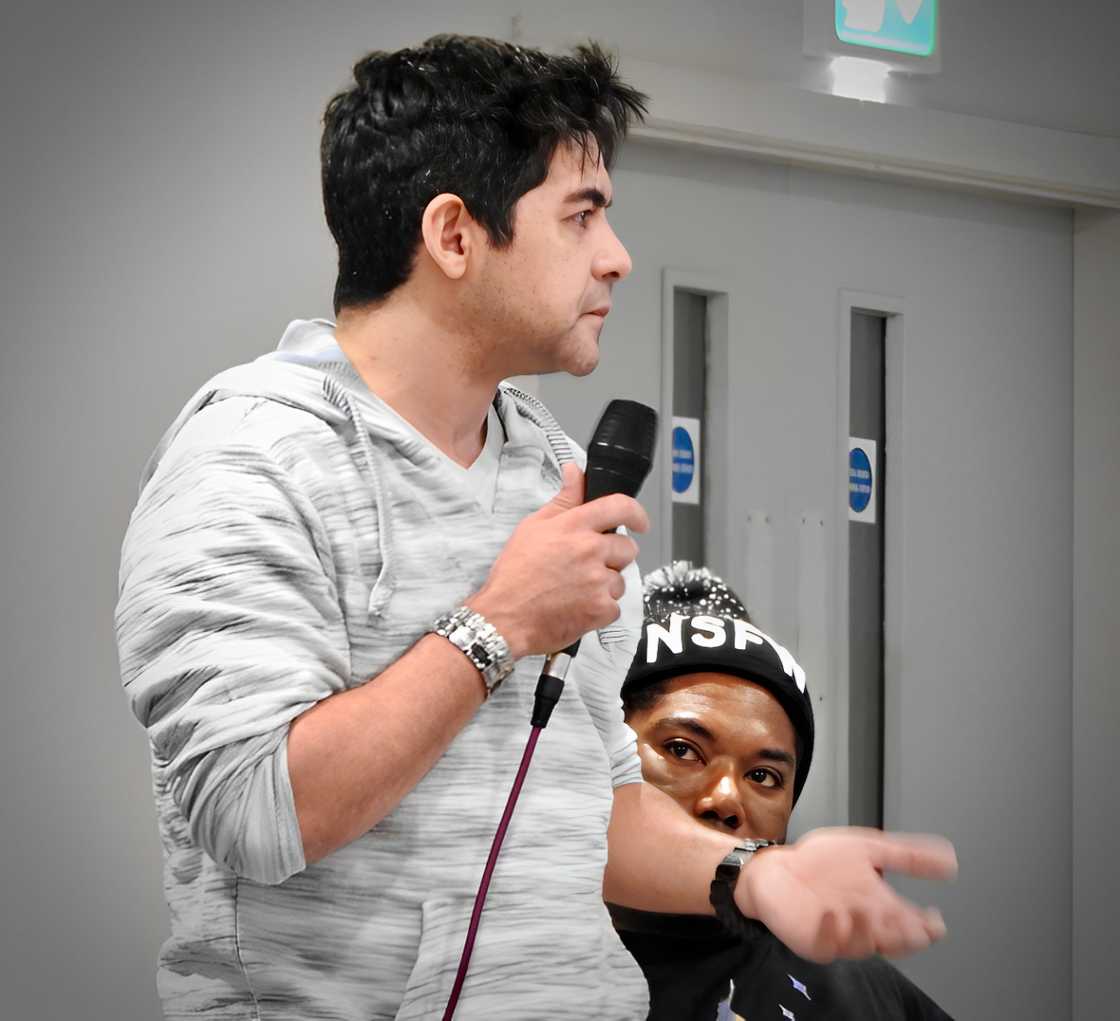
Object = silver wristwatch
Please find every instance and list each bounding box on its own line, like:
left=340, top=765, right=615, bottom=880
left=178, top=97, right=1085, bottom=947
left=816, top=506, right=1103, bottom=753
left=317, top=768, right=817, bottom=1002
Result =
left=430, top=606, right=516, bottom=696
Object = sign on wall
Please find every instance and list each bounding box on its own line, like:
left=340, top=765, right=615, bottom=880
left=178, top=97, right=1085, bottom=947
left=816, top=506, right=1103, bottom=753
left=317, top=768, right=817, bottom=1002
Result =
left=848, top=436, right=877, bottom=523
left=671, top=417, right=701, bottom=505
left=835, top=0, right=938, bottom=57
left=804, top=0, right=941, bottom=73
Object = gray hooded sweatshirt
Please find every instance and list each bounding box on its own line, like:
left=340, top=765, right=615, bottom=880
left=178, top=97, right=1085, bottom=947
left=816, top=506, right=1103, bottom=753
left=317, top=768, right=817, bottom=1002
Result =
left=116, top=320, right=649, bottom=1020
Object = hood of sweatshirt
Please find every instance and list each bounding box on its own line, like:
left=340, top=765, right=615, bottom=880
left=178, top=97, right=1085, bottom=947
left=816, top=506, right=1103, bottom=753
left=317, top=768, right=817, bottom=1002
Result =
left=139, top=318, right=577, bottom=618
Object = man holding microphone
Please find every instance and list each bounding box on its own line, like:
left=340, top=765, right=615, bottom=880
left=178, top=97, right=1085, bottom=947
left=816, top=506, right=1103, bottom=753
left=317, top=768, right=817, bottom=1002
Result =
left=116, top=34, right=955, bottom=1019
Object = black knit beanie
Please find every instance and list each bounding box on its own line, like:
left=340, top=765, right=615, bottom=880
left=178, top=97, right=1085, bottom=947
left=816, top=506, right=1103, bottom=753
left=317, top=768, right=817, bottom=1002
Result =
left=623, top=561, right=815, bottom=804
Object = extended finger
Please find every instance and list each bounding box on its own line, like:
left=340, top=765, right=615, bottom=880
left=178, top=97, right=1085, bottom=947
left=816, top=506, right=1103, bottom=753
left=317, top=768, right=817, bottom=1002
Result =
left=864, top=832, right=958, bottom=880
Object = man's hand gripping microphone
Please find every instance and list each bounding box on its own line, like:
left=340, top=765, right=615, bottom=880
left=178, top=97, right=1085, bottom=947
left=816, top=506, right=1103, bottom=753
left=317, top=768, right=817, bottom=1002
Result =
left=531, top=399, right=658, bottom=727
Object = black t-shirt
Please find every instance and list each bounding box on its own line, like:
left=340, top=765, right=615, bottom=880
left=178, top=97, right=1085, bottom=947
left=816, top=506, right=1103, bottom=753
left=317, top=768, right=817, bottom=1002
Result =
left=609, top=905, right=954, bottom=1021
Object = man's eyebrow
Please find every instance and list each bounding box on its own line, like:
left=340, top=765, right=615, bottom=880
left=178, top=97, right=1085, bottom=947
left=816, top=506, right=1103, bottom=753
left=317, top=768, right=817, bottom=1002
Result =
left=757, top=747, right=796, bottom=768
left=563, top=187, right=612, bottom=209
left=652, top=716, right=797, bottom=768
left=652, top=715, right=715, bottom=742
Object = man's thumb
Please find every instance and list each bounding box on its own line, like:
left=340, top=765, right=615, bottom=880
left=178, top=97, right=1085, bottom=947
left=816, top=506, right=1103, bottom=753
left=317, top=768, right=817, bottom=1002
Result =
left=545, top=462, right=585, bottom=513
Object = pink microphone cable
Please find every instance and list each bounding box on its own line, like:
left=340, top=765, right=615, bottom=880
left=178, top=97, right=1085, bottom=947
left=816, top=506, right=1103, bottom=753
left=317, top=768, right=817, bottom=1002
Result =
left=441, top=399, right=656, bottom=1018
left=441, top=724, right=544, bottom=1021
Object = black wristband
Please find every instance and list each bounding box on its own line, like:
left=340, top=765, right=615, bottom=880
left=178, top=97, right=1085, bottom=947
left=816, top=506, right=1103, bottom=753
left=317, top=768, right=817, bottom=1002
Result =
left=709, top=839, right=774, bottom=940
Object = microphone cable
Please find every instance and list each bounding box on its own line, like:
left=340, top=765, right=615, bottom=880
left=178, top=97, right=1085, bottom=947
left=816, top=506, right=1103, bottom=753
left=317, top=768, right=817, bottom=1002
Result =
left=439, top=648, right=576, bottom=1021
left=441, top=401, right=656, bottom=1020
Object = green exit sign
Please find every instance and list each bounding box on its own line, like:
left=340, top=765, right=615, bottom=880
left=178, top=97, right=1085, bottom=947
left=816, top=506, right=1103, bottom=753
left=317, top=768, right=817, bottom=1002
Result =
left=835, top=0, right=938, bottom=57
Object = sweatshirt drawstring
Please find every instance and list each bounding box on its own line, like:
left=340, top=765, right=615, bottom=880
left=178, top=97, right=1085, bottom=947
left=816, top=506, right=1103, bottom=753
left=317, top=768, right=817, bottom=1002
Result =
left=322, top=375, right=395, bottom=618
left=499, top=384, right=574, bottom=470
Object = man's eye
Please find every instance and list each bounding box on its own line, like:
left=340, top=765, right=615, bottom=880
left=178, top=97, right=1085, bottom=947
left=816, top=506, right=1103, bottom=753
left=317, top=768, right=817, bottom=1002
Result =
left=664, top=740, right=700, bottom=762
left=747, top=768, right=782, bottom=789
left=572, top=209, right=594, bottom=227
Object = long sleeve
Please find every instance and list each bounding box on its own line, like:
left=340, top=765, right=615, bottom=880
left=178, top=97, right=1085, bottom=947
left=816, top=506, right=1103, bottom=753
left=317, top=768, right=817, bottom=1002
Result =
left=116, top=404, right=351, bottom=884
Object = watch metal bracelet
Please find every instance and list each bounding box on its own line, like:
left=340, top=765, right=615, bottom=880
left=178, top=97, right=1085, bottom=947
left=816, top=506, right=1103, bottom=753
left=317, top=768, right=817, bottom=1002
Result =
left=430, top=606, right=515, bottom=696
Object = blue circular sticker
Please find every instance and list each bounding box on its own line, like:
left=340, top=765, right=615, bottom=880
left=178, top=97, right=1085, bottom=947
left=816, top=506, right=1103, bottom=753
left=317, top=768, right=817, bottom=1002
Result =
left=672, top=425, right=695, bottom=494
left=849, top=446, right=873, bottom=513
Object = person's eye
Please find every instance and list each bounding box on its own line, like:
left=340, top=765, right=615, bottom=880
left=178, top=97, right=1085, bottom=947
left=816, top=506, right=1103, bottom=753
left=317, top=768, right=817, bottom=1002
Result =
left=664, top=739, right=701, bottom=762
left=747, top=768, right=783, bottom=789
left=571, top=208, right=595, bottom=227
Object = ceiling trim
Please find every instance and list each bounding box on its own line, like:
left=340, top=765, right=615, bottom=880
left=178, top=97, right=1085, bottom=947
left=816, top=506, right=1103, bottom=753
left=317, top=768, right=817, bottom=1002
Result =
left=632, top=117, right=1120, bottom=210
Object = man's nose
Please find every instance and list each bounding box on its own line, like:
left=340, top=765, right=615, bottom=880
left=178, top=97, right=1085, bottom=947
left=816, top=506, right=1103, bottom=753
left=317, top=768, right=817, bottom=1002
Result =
left=694, top=771, right=747, bottom=835
left=593, top=221, right=633, bottom=282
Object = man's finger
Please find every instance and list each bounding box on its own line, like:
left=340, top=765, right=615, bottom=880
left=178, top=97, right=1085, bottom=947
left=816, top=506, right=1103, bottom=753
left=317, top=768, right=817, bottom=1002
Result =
left=841, top=905, right=876, bottom=958
left=870, top=909, right=911, bottom=959
left=892, top=910, right=935, bottom=957
left=569, top=492, right=650, bottom=534
left=874, top=907, right=929, bottom=959
left=873, top=890, right=945, bottom=957
left=922, top=906, right=947, bottom=942
left=808, top=906, right=849, bottom=964
left=601, top=533, right=640, bottom=571
left=865, top=833, right=958, bottom=880
left=537, top=463, right=585, bottom=516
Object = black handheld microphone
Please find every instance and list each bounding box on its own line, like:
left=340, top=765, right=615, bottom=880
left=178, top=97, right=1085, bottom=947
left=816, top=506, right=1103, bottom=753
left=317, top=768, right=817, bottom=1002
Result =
left=531, top=398, right=658, bottom=727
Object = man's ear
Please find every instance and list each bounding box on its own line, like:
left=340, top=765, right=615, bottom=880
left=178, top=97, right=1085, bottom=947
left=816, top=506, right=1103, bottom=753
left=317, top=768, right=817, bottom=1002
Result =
left=420, top=193, right=480, bottom=281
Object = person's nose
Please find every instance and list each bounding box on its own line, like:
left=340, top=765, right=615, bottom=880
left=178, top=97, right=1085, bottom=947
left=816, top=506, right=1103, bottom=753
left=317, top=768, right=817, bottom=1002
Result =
left=593, top=220, right=633, bottom=283
left=694, top=769, right=748, bottom=836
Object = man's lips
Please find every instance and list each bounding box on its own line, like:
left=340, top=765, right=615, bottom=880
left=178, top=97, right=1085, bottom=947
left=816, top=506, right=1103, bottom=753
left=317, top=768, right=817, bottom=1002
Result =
left=584, top=306, right=610, bottom=318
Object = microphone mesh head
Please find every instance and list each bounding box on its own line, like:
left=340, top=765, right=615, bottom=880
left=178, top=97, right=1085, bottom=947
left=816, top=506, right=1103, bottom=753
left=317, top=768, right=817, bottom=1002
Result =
left=585, top=399, right=658, bottom=500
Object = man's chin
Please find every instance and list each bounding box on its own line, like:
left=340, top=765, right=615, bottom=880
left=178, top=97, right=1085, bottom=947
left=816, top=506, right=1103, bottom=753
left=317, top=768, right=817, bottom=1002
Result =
left=534, top=345, right=599, bottom=378
left=524, top=329, right=601, bottom=378
left=565, top=353, right=599, bottom=378
left=565, top=333, right=602, bottom=377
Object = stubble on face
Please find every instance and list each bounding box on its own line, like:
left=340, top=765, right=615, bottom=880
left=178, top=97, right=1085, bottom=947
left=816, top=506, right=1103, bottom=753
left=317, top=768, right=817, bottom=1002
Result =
left=465, top=142, right=623, bottom=380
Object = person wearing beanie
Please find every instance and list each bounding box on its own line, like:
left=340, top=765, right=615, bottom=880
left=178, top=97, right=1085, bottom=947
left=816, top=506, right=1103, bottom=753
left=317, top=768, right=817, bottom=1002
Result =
left=609, top=562, right=953, bottom=1021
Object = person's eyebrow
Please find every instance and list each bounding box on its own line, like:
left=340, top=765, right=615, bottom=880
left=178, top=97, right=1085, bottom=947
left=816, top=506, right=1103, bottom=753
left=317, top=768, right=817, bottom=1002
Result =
left=563, top=187, right=612, bottom=209
left=652, top=716, right=796, bottom=768
left=652, top=715, right=715, bottom=742
left=756, top=747, right=796, bottom=768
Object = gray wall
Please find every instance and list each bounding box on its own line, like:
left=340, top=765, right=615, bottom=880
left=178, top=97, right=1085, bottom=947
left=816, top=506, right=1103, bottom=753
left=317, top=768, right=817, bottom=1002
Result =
left=1, top=6, right=346, bottom=1019
left=1072, top=209, right=1120, bottom=1021
left=0, top=3, right=1109, bottom=1020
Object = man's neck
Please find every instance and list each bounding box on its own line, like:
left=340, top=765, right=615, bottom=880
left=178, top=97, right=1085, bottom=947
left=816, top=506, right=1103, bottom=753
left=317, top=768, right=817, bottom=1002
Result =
left=334, top=300, right=499, bottom=468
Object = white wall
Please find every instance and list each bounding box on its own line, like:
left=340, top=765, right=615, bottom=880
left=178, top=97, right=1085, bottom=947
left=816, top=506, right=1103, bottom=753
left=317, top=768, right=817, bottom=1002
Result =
left=1072, top=209, right=1120, bottom=1021
left=547, top=140, right=1074, bottom=1019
